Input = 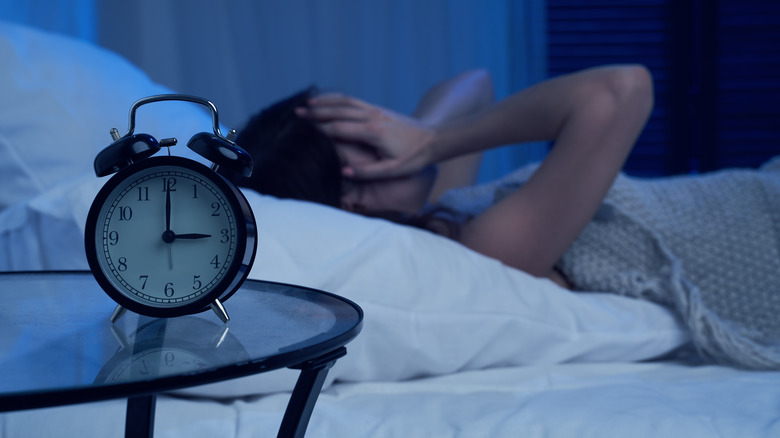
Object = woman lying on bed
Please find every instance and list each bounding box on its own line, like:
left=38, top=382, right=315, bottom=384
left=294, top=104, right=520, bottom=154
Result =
left=229, top=65, right=651, bottom=287
left=224, top=64, right=780, bottom=370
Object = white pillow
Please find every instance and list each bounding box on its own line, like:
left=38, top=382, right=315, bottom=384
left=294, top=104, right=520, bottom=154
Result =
left=247, top=192, right=689, bottom=379
left=179, top=190, right=690, bottom=397
left=0, top=21, right=212, bottom=210
left=0, top=180, right=689, bottom=398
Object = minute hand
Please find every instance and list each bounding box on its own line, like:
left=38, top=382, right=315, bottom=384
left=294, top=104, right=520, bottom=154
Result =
left=165, top=182, right=172, bottom=232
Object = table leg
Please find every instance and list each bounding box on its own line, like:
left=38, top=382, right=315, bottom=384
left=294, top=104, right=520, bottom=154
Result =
left=126, top=394, right=157, bottom=438
left=277, top=347, right=347, bottom=438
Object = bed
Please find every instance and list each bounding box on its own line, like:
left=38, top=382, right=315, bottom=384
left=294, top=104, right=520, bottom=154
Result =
left=1, top=21, right=779, bottom=437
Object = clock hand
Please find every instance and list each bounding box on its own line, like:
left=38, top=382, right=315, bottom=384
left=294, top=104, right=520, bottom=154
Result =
left=162, top=231, right=211, bottom=243
left=174, top=233, right=212, bottom=239
left=165, top=181, right=172, bottom=233
left=164, top=182, right=173, bottom=269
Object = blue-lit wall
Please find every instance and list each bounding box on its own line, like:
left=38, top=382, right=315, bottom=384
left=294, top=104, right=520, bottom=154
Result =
left=0, top=0, right=548, bottom=183
left=3, top=0, right=778, bottom=179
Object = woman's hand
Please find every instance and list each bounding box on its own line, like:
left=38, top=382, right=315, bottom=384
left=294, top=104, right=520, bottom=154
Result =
left=296, top=93, right=436, bottom=179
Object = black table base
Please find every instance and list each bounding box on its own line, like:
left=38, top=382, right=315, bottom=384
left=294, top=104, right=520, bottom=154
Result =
left=124, top=347, right=348, bottom=438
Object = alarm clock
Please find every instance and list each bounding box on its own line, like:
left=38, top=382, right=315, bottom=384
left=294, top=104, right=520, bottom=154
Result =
left=85, top=95, right=257, bottom=324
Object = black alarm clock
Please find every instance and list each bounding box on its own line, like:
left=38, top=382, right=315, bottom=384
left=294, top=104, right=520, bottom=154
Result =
left=85, top=95, right=257, bottom=324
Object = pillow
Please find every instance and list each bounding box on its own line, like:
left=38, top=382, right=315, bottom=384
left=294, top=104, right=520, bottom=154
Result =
left=246, top=192, right=689, bottom=380
left=0, top=21, right=213, bottom=210
left=0, top=180, right=689, bottom=397
left=180, top=190, right=691, bottom=396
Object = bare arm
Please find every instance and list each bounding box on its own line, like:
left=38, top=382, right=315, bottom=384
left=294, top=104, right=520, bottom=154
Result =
left=300, top=65, right=653, bottom=277
left=411, top=69, right=494, bottom=201
left=451, top=65, right=653, bottom=277
left=300, top=70, right=494, bottom=202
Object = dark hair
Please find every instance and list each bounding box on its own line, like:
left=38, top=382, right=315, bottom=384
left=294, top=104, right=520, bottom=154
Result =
left=220, top=86, right=343, bottom=208
left=223, top=87, right=466, bottom=238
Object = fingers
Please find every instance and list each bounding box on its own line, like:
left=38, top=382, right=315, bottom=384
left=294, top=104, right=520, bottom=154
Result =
left=318, top=120, right=377, bottom=144
left=292, top=92, right=423, bottom=181
left=310, top=93, right=371, bottom=109
left=296, top=93, right=383, bottom=143
left=295, top=93, right=374, bottom=122
left=342, top=160, right=404, bottom=180
left=296, top=105, right=367, bottom=123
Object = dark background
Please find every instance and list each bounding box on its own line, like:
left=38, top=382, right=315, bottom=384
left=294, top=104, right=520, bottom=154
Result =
left=548, top=0, right=780, bottom=176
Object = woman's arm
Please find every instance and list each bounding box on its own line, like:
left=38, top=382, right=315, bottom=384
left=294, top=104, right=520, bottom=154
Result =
left=300, top=70, right=494, bottom=202
left=410, top=69, right=494, bottom=201
left=454, top=65, right=653, bottom=277
left=301, top=65, right=653, bottom=277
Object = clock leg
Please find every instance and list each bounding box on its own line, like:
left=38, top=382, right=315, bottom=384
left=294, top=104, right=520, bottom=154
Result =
left=210, top=299, right=230, bottom=323
left=110, top=305, right=128, bottom=323
left=110, top=324, right=131, bottom=349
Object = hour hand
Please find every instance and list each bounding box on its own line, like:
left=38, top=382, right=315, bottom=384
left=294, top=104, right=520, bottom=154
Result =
left=174, top=233, right=212, bottom=240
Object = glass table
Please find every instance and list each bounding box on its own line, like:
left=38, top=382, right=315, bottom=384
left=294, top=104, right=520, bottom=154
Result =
left=0, top=271, right=363, bottom=437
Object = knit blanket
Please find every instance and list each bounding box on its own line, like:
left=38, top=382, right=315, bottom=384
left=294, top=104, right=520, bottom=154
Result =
left=438, top=159, right=780, bottom=369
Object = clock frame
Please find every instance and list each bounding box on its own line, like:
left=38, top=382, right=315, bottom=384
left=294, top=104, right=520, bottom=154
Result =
left=84, top=94, right=256, bottom=323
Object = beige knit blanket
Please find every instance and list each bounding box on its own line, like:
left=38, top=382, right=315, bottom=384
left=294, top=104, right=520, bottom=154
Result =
left=438, top=159, right=780, bottom=369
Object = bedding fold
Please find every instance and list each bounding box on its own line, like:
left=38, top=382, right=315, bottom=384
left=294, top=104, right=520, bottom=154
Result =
left=439, top=159, right=780, bottom=369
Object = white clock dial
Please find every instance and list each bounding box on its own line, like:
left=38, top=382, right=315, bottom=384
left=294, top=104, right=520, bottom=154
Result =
left=95, top=163, right=237, bottom=306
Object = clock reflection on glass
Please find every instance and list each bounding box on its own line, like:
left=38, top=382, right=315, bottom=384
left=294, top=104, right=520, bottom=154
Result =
left=95, top=316, right=249, bottom=384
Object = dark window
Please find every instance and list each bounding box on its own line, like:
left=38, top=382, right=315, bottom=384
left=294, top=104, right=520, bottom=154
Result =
left=547, top=0, right=780, bottom=176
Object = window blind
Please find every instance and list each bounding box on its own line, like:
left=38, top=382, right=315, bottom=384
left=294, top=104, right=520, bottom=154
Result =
left=547, top=0, right=780, bottom=176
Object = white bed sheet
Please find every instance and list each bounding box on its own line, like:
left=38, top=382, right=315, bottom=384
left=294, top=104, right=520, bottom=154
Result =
left=2, top=361, right=778, bottom=438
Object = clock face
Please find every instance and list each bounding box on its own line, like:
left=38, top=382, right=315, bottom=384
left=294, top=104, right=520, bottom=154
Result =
left=86, top=156, right=255, bottom=317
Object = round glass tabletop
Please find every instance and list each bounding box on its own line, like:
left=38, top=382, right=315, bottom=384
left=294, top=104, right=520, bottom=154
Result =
left=0, top=271, right=363, bottom=411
